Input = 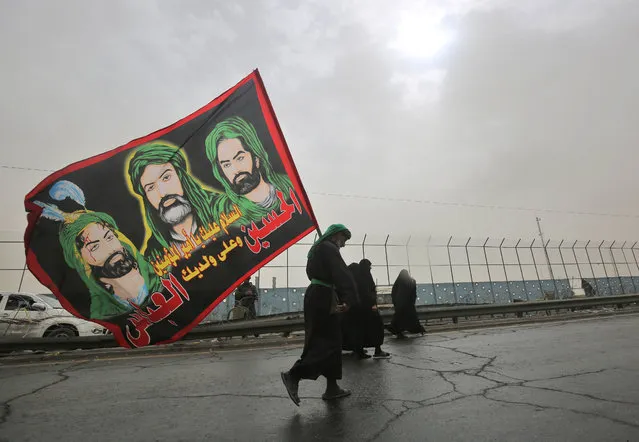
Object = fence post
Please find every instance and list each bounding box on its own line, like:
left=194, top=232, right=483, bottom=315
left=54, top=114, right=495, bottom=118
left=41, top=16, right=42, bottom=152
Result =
left=498, top=238, right=512, bottom=302
left=558, top=240, right=569, bottom=298
left=17, top=262, right=28, bottom=292
left=622, top=241, right=638, bottom=293
left=622, top=242, right=638, bottom=292
left=483, top=238, right=496, bottom=304
left=447, top=236, right=458, bottom=304
left=257, top=268, right=262, bottom=316
left=530, top=239, right=544, bottom=299
left=286, top=248, right=291, bottom=312
left=598, top=240, right=611, bottom=296
left=545, top=239, right=560, bottom=298
left=631, top=241, right=639, bottom=292
left=610, top=241, right=624, bottom=295
left=362, top=233, right=367, bottom=260
left=571, top=240, right=583, bottom=282
left=585, top=240, right=600, bottom=296
left=427, top=236, right=436, bottom=304
left=632, top=242, right=639, bottom=271
left=465, top=237, right=475, bottom=303
left=406, top=236, right=412, bottom=276
left=514, top=239, right=529, bottom=301
left=384, top=234, right=391, bottom=285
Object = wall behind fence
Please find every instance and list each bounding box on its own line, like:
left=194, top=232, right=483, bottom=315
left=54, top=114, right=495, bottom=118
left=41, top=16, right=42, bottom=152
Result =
left=2, top=232, right=638, bottom=322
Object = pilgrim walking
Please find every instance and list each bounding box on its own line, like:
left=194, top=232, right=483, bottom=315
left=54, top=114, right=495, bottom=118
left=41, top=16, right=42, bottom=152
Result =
left=387, top=269, right=425, bottom=338
left=342, top=259, right=390, bottom=358
left=281, top=224, right=359, bottom=406
left=340, top=262, right=367, bottom=358
left=356, top=259, right=390, bottom=358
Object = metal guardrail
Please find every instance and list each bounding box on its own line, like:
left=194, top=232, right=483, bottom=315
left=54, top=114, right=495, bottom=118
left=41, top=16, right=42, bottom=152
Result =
left=1, top=294, right=638, bottom=354
left=413, top=293, right=639, bottom=320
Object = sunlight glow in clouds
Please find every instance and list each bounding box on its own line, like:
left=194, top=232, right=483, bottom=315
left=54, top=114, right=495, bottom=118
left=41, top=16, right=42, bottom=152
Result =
left=389, top=9, right=455, bottom=59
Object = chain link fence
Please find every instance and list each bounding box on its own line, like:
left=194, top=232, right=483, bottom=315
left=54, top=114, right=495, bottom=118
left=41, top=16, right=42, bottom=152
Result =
left=2, top=232, right=638, bottom=322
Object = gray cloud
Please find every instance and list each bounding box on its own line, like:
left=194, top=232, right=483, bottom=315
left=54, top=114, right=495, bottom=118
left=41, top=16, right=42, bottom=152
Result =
left=1, top=0, right=638, bottom=248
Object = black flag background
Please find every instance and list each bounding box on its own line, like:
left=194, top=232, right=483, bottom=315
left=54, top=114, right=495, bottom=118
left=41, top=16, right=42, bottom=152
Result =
left=24, top=70, right=318, bottom=348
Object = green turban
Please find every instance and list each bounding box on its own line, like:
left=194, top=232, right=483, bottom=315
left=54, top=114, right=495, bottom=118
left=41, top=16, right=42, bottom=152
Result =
left=204, top=116, right=294, bottom=223
left=127, top=141, right=217, bottom=255
left=307, top=224, right=351, bottom=259
left=59, top=211, right=161, bottom=320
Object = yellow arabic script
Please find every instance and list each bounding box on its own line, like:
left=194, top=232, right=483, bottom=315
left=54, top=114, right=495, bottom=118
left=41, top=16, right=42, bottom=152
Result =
left=150, top=205, right=243, bottom=276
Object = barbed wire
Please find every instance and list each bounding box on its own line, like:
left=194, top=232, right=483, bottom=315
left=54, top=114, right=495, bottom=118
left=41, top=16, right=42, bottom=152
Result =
left=0, top=164, right=55, bottom=172
left=308, top=192, right=639, bottom=219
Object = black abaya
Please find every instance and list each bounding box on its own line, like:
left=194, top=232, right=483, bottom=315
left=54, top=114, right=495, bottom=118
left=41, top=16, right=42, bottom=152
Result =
left=340, top=263, right=365, bottom=352
left=289, top=240, right=358, bottom=380
left=388, top=270, right=425, bottom=335
left=342, top=262, right=385, bottom=349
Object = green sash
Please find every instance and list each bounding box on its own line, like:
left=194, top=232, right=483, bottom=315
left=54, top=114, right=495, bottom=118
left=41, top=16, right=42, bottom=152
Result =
left=310, top=278, right=334, bottom=288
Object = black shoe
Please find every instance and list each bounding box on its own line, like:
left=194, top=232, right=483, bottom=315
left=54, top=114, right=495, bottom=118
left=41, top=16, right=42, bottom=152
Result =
left=281, top=372, right=300, bottom=406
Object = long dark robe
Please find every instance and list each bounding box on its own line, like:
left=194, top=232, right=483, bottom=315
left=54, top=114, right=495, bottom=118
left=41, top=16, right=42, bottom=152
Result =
left=342, top=263, right=385, bottom=350
left=388, top=270, right=425, bottom=335
left=340, top=263, right=365, bottom=352
left=289, top=240, right=358, bottom=380
left=358, top=264, right=385, bottom=347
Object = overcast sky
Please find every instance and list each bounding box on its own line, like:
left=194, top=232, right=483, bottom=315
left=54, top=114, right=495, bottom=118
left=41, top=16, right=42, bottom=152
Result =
left=1, top=0, right=638, bottom=249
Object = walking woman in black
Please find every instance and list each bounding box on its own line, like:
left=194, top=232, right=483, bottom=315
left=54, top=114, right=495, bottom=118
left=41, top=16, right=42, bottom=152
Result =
left=342, top=259, right=390, bottom=358
left=387, top=269, right=425, bottom=338
left=281, top=224, right=359, bottom=406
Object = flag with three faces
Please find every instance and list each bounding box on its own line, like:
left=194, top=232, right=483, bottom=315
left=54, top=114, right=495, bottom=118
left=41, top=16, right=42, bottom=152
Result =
left=24, top=69, right=318, bottom=348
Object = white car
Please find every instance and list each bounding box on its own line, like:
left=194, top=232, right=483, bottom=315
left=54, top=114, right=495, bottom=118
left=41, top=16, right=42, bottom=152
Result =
left=0, top=292, right=109, bottom=338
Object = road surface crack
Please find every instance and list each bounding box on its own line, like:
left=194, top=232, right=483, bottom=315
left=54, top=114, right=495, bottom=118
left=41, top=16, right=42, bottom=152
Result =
left=426, top=343, right=493, bottom=362
left=483, top=390, right=639, bottom=430
left=0, top=362, right=86, bottom=427
left=522, top=384, right=639, bottom=407
left=367, top=405, right=414, bottom=441
left=438, top=372, right=462, bottom=395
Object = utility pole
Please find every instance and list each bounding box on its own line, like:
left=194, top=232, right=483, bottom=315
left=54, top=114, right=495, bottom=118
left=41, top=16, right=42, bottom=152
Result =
left=536, top=217, right=556, bottom=294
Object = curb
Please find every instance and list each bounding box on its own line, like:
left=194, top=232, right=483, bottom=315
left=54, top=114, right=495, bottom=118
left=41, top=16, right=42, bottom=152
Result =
left=0, top=334, right=305, bottom=365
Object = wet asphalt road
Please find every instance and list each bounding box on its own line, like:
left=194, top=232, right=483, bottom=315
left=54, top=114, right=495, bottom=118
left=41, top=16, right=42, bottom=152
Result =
left=1, top=314, right=638, bottom=442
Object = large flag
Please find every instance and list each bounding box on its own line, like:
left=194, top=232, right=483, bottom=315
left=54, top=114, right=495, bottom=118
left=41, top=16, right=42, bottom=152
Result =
left=24, top=70, right=318, bottom=348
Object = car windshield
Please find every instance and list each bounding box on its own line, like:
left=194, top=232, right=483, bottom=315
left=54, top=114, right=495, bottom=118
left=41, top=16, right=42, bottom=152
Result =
left=39, top=294, right=63, bottom=309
